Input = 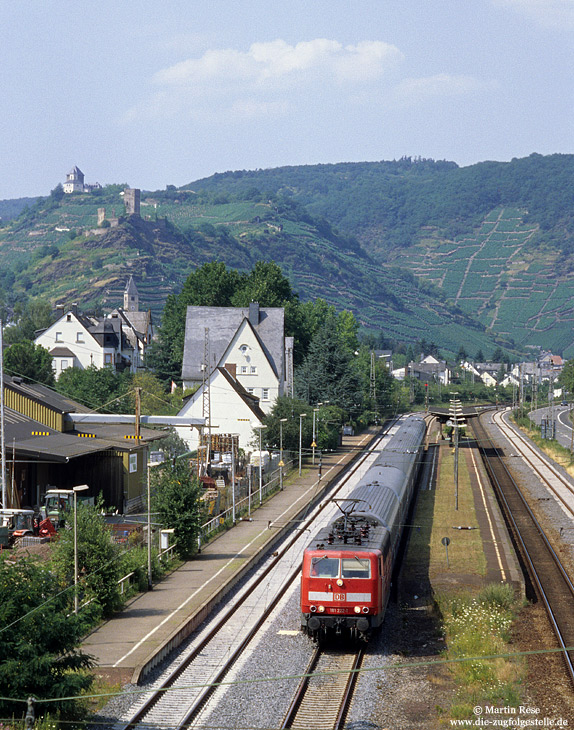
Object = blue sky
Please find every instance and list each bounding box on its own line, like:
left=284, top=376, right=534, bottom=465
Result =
left=1, top=0, right=572, bottom=199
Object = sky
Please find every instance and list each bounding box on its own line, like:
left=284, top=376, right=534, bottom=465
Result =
left=1, top=0, right=573, bottom=199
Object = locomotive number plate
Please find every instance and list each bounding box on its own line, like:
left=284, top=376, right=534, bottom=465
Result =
left=334, top=593, right=346, bottom=601
left=330, top=608, right=347, bottom=614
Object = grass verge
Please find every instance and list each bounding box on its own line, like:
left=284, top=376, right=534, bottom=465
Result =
left=405, top=436, right=525, bottom=721
left=435, top=584, right=525, bottom=720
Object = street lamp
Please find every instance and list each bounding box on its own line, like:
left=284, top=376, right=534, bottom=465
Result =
left=299, top=413, right=307, bottom=476
left=312, top=408, right=320, bottom=465
left=253, top=424, right=267, bottom=504
left=73, top=484, right=89, bottom=614
left=279, top=418, right=288, bottom=490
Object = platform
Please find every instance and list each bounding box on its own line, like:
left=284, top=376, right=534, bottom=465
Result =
left=82, top=429, right=379, bottom=684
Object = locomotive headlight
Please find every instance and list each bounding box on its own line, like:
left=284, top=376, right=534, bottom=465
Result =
left=310, top=605, right=317, bottom=613
left=318, top=605, right=325, bottom=613
left=354, top=606, right=361, bottom=614
left=362, top=606, right=370, bottom=614
left=336, top=579, right=344, bottom=587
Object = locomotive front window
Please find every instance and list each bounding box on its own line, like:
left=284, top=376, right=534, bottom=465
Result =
left=342, top=557, right=371, bottom=578
left=310, top=556, right=340, bottom=578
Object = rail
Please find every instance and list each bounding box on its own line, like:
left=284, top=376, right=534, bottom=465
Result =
left=474, top=413, right=574, bottom=686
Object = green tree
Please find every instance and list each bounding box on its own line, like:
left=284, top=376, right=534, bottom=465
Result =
left=151, top=459, right=203, bottom=559
left=50, top=501, right=122, bottom=618
left=3, top=341, right=55, bottom=385
left=3, top=299, right=53, bottom=345
left=559, top=359, right=574, bottom=397
left=179, top=261, right=241, bottom=307
left=296, top=313, right=362, bottom=412
left=56, top=365, right=129, bottom=411
left=146, top=293, right=188, bottom=384
left=262, top=397, right=344, bottom=452
left=126, top=370, right=180, bottom=415
left=0, top=555, right=93, bottom=719
left=231, top=260, right=295, bottom=307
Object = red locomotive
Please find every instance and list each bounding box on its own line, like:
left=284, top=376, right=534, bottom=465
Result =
left=300, top=416, right=426, bottom=641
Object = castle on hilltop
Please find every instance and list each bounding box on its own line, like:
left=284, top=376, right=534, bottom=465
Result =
left=63, top=166, right=102, bottom=194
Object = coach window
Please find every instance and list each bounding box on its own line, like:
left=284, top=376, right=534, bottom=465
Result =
left=342, top=557, right=371, bottom=579
left=310, top=556, right=339, bottom=578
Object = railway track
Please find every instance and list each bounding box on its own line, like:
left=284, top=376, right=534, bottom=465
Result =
left=473, top=412, right=574, bottom=685
left=114, top=423, right=398, bottom=730
left=491, top=409, right=574, bottom=520
left=281, top=646, right=364, bottom=730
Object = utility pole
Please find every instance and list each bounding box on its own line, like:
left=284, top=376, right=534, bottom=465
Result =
left=370, top=351, right=376, bottom=411
left=135, top=387, right=141, bottom=440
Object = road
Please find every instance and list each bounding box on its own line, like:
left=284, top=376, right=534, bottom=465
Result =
left=528, top=405, right=574, bottom=451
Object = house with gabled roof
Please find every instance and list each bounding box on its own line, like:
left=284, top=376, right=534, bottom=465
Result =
left=181, top=301, right=293, bottom=414
left=34, top=278, right=153, bottom=376
left=177, top=366, right=266, bottom=451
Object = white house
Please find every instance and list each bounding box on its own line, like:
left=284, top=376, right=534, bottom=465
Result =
left=177, top=366, right=266, bottom=451
left=34, top=278, right=153, bottom=377
left=181, top=302, right=293, bottom=415
left=406, top=354, right=450, bottom=386
left=62, top=166, right=102, bottom=194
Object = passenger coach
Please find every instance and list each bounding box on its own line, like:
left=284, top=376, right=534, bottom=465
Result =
left=300, top=415, right=426, bottom=641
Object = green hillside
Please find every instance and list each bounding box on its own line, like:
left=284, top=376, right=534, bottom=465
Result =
left=0, top=185, right=500, bottom=358
left=1, top=153, right=573, bottom=358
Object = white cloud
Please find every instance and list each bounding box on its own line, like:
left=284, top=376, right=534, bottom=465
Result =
left=395, top=74, right=498, bottom=102
left=152, top=38, right=403, bottom=88
left=493, top=0, right=574, bottom=29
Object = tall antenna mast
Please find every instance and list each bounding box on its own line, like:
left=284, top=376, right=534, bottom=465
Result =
left=201, top=327, right=211, bottom=475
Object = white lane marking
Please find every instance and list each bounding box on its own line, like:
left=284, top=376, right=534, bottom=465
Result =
left=112, top=432, right=376, bottom=667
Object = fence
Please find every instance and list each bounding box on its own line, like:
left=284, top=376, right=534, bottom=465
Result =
left=198, top=451, right=296, bottom=546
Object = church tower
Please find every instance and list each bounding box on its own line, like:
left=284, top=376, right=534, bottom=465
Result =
left=124, top=276, right=139, bottom=312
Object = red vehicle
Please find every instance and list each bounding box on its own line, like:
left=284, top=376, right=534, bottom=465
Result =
left=301, top=416, right=426, bottom=641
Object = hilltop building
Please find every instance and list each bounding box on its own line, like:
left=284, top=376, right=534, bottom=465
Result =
left=62, top=166, right=102, bottom=194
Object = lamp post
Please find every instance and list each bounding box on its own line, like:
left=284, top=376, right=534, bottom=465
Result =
left=312, top=408, right=319, bottom=465
left=147, top=463, right=152, bottom=590
left=279, top=418, right=287, bottom=490
left=253, top=424, right=267, bottom=505
left=299, top=413, right=307, bottom=476
left=73, top=484, right=89, bottom=614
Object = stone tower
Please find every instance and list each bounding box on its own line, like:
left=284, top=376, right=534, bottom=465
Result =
left=124, top=188, right=141, bottom=217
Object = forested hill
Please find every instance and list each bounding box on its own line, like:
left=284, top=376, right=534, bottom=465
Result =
left=187, top=154, right=574, bottom=256
left=1, top=153, right=574, bottom=358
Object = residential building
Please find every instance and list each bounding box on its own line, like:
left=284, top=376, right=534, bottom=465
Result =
left=62, top=165, right=102, bottom=194
left=181, top=302, right=293, bottom=414
left=34, top=278, right=153, bottom=376
left=405, top=354, right=451, bottom=385
left=177, top=366, right=266, bottom=452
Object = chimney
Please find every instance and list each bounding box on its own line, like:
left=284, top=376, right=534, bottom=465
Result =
left=249, top=301, right=260, bottom=326
left=224, top=363, right=237, bottom=378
